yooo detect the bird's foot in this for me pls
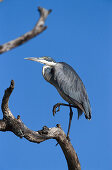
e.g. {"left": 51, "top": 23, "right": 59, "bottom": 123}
{"left": 53, "top": 103, "right": 61, "bottom": 116}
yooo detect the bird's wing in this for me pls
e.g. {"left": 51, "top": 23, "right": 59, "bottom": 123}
{"left": 54, "top": 62, "right": 91, "bottom": 118}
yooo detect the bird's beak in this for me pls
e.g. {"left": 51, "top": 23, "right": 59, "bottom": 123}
{"left": 24, "top": 57, "right": 56, "bottom": 66}
{"left": 24, "top": 57, "right": 45, "bottom": 64}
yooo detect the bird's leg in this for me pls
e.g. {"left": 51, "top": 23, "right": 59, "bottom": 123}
{"left": 53, "top": 103, "right": 74, "bottom": 141}
{"left": 67, "top": 106, "right": 73, "bottom": 140}
{"left": 53, "top": 103, "right": 70, "bottom": 116}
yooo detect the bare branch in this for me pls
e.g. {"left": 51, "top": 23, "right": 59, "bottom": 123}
{"left": 0, "top": 120, "right": 7, "bottom": 131}
{"left": 0, "top": 7, "right": 52, "bottom": 54}
{"left": 0, "top": 81, "right": 81, "bottom": 170}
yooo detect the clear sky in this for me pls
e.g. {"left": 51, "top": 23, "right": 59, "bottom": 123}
{"left": 0, "top": 0, "right": 112, "bottom": 170}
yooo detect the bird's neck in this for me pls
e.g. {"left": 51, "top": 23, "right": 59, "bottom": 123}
{"left": 42, "top": 65, "right": 52, "bottom": 82}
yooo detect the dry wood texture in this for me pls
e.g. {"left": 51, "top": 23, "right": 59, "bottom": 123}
{"left": 0, "top": 80, "right": 81, "bottom": 170}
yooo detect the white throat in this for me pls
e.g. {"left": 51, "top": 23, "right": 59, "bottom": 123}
{"left": 42, "top": 65, "right": 50, "bottom": 76}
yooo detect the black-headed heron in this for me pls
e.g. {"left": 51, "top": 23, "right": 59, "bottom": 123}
{"left": 25, "top": 56, "right": 91, "bottom": 139}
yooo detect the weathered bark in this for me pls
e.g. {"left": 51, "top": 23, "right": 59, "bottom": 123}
{"left": 0, "top": 80, "right": 81, "bottom": 170}
{"left": 0, "top": 7, "right": 52, "bottom": 54}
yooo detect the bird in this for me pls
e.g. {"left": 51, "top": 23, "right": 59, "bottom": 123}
{"left": 25, "top": 56, "right": 91, "bottom": 139}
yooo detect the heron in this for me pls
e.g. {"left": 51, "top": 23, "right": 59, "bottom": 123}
{"left": 25, "top": 56, "right": 91, "bottom": 139}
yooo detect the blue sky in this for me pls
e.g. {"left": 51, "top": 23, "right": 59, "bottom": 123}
{"left": 0, "top": 0, "right": 112, "bottom": 170}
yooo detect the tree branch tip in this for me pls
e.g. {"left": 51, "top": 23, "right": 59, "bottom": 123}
{"left": 56, "top": 124, "right": 61, "bottom": 128}
{"left": 17, "top": 115, "right": 20, "bottom": 120}
{"left": 38, "top": 6, "right": 42, "bottom": 11}
{"left": 38, "top": 6, "right": 45, "bottom": 13}
{"left": 3, "top": 80, "right": 14, "bottom": 99}
{"left": 10, "top": 80, "right": 15, "bottom": 89}
{"left": 48, "top": 9, "right": 52, "bottom": 14}
{"left": 38, "top": 6, "right": 52, "bottom": 15}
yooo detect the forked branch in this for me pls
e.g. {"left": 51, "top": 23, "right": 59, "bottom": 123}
{"left": 0, "top": 80, "right": 81, "bottom": 170}
{"left": 0, "top": 7, "right": 52, "bottom": 54}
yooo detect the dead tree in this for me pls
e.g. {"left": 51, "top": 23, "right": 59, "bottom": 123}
{"left": 0, "top": 7, "right": 81, "bottom": 170}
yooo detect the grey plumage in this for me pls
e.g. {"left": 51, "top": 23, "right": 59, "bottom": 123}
{"left": 44, "top": 62, "right": 91, "bottom": 120}
{"left": 25, "top": 56, "right": 91, "bottom": 138}
{"left": 25, "top": 56, "right": 91, "bottom": 120}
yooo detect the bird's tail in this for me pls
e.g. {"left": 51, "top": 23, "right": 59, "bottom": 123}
{"left": 83, "top": 100, "right": 91, "bottom": 120}
{"left": 77, "top": 100, "right": 91, "bottom": 120}
{"left": 77, "top": 108, "right": 83, "bottom": 119}
{"left": 85, "top": 111, "right": 91, "bottom": 120}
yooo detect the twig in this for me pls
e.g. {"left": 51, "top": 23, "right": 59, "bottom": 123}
{"left": 0, "top": 7, "right": 52, "bottom": 54}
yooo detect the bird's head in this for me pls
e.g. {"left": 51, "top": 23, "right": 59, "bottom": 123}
{"left": 25, "top": 56, "right": 56, "bottom": 83}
